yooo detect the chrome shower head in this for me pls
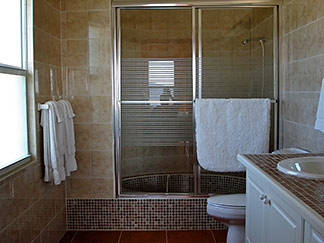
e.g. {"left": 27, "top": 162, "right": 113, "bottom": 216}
{"left": 242, "top": 39, "right": 250, "bottom": 45}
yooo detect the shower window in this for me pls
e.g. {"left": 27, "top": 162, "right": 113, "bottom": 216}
{"left": 148, "top": 60, "right": 175, "bottom": 104}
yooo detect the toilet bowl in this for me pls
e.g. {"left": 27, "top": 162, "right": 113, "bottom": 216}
{"left": 207, "top": 193, "right": 246, "bottom": 243}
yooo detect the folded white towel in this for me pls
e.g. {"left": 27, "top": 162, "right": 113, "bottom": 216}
{"left": 195, "top": 98, "right": 271, "bottom": 172}
{"left": 315, "top": 77, "right": 324, "bottom": 133}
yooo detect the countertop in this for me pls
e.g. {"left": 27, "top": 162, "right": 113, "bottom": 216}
{"left": 237, "top": 153, "right": 324, "bottom": 229}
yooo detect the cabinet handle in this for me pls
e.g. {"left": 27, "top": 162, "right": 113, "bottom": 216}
{"left": 263, "top": 198, "right": 270, "bottom": 205}
{"left": 259, "top": 194, "right": 266, "bottom": 200}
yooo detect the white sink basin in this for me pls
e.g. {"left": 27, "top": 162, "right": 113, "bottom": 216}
{"left": 277, "top": 156, "right": 324, "bottom": 179}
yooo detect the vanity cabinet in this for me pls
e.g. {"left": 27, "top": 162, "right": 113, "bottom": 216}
{"left": 304, "top": 222, "right": 324, "bottom": 243}
{"left": 246, "top": 171, "right": 303, "bottom": 243}
{"left": 239, "top": 154, "right": 324, "bottom": 243}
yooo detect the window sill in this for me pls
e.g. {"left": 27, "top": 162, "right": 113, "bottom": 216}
{"left": 0, "top": 154, "right": 36, "bottom": 182}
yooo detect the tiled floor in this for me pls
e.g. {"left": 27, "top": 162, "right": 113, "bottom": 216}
{"left": 60, "top": 230, "right": 227, "bottom": 243}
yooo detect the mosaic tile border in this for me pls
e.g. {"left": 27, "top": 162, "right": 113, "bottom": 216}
{"left": 67, "top": 198, "right": 226, "bottom": 230}
{"left": 122, "top": 173, "right": 246, "bottom": 194}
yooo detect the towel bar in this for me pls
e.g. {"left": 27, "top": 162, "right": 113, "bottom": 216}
{"left": 38, "top": 103, "right": 49, "bottom": 111}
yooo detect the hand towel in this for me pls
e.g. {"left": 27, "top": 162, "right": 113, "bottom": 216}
{"left": 195, "top": 98, "right": 271, "bottom": 172}
{"left": 315, "top": 77, "right": 324, "bottom": 133}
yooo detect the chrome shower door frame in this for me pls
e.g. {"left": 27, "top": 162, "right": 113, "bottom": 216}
{"left": 112, "top": 2, "right": 280, "bottom": 198}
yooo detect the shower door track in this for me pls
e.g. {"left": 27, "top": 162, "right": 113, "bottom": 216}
{"left": 112, "top": 2, "right": 280, "bottom": 198}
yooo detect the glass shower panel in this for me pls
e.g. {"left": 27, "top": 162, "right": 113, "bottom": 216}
{"left": 197, "top": 8, "right": 275, "bottom": 194}
{"left": 120, "top": 9, "right": 193, "bottom": 194}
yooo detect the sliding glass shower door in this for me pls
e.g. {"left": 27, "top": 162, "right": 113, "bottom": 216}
{"left": 117, "top": 9, "right": 194, "bottom": 194}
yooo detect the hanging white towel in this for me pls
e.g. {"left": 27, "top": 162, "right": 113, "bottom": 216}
{"left": 58, "top": 99, "right": 77, "bottom": 175}
{"left": 40, "top": 108, "right": 51, "bottom": 182}
{"left": 41, "top": 101, "right": 63, "bottom": 185}
{"left": 51, "top": 101, "right": 67, "bottom": 181}
{"left": 315, "top": 77, "right": 324, "bottom": 133}
{"left": 195, "top": 98, "right": 271, "bottom": 172}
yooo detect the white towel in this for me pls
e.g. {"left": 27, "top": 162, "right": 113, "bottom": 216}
{"left": 51, "top": 101, "right": 67, "bottom": 181}
{"left": 315, "top": 78, "right": 324, "bottom": 133}
{"left": 195, "top": 98, "right": 271, "bottom": 172}
{"left": 40, "top": 108, "right": 51, "bottom": 182}
{"left": 41, "top": 101, "right": 64, "bottom": 185}
{"left": 58, "top": 100, "right": 77, "bottom": 175}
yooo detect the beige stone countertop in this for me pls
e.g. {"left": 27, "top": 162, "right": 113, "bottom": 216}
{"left": 237, "top": 153, "right": 324, "bottom": 230}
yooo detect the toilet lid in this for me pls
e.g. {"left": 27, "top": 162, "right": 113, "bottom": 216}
{"left": 208, "top": 193, "right": 246, "bottom": 208}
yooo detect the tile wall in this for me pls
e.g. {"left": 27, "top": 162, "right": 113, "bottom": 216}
{"left": 0, "top": 0, "right": 67, "bottom": 242}
{"left": 280, "top": 0, "right": 324, "bottom": 152}
{"left": 60, "top": 0, "right": 115, "bottom": 199}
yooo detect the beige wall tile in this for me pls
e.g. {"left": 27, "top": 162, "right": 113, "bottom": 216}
{"left": 65, "top": 12, "right": 88, "bottom": 39}
{"left": 62, "top": 0, "right": 87, "bottom": 11}
{"left": 318, "top": 55, "right": 324, "bottom": 80}
{"left": 305, "top": 21, "right": 318, "bottom": 58}
{"left": 70, "top": 96, "right": 91, "bottom": 122}
{"left": 88, "top": 11, "right": 110, "bottom": 39}
{"left": 34, "top": 28, "right": 61, "bottom": 66}
{"left": 64, "top": 40, "right": 88, "bottom": 67}
{"left": 72, "top": 151, "right": 92, "bottom": 177}
{"left": 317, "top": 18, "right": 324, "bottom": 55}
{"left": 317, "top": 0, "right": 324, "bottom": 18}
{"left": 91, "top": 123, "right": 113, "bottom": 150}
{"left": 40, "top": 209, "right": 66, "bottom": 243}
{"left": 67, "top": 178, "right": 92, "bottom": 198}
{"left": 88, "top": 0, "right": 110, "bottom": 10}
{"left": 90, "top": 96, "right": 111, "bottom": 122}
{"left": 34, "top": 0, "right": 60, "bottom": 38}
{"left": 46, "top": 0, "right": 61, "bottom": 10}
{"left": 281, "top": 92, "right": 319, "bottom": 126}
{"left": 89, "top": 38, "right": 110, "bottom": 67}
{"left": 91, "top": 178, "right": 114, "bottom": 198}
{"left": 65, "top": 68, "right": 89, "bottom": 96}
{"left": 91, "top": 151, "right": 113, "bottom": 177}
{"left": 74, "top": 124, "right": 91, "bottom": 151}
{"left": 89, "top": 66, "right": 111, "bottom": 96}
{"left": 0, "top": 220, "right": 21, "bottom": 243}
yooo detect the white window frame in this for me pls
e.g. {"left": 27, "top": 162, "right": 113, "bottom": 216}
{"left": 0, "top": 0, "right": 30, "bottom": 171}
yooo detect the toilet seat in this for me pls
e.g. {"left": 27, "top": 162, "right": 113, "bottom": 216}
{"left": 207, "top": 194, "right": 246, "bottom": 219}
{"left": 207, "top": 193, "right": 246, "bottom": 208}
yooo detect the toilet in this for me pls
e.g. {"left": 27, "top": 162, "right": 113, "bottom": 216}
{"left": 207, "top": 193, "right": 246, "bottom": 243}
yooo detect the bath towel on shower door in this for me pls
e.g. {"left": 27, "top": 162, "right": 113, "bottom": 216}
{"left": 195, "top": 99, "right": 271, "bottom": 172}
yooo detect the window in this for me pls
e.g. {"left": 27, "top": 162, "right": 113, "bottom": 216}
{"left": 0, "top": 0, "right": 29, "bottom": 169}
{"left": 148, "top": 60, "right": 175, "bottom": 105}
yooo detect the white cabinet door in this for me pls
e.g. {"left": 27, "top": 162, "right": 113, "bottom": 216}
{"left": 264, "top": 191, "right": 303, "bottom": 243}
{"left": 305, "top": 222, "right": 324, "bottom": 243}
{"left": 246, "top": 173, "right": 266, "bottom": 243}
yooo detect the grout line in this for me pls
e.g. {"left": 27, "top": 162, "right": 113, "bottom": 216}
{"left": 117, "top": 231, "right": 123, "bottom": 243}
{"left": 41, "top": 0, "right": 60, "bottom": 14}
{"left": 284, "top": 14, "right": 324, "bottom": 36}
{"left": 165, "top": 230, "right": 168, "bottom": 243}
{"left": 210, "top": 229, "right": 216, "bottom": 243}
{"left": 34, "top": 25, "right": 61, "bottom": 41}
{"left": 69, "top": 231, "right": 78, "bottom": 243}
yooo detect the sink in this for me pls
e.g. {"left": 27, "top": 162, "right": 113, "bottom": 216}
{"left": 277, "top": 156, "right": 324, "bottom": 179}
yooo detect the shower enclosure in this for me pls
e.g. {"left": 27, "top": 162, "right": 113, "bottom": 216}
{"left": 112, "top": 0, "right": 280, "bottom": 196}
